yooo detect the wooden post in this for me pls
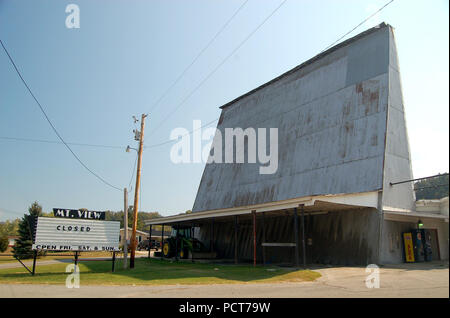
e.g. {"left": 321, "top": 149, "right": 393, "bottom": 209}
{"left": 161, "top": 224, "right": 164, "bottom": 260}
{"left": 74, "top": 251, "right": 79, "bottom": 276}
{"left": 31, "top": 250, "right": 37, "bottom": 276}
{"left": 112, "top": 252, "right": 116, "bottom": 272}
{"left": 262, "top": 212, "right": 266, "bottom": 266}
{"left": 175, "top": 224, "right": 179, "bottom": 261}
{"left": 191, "top": 225, "right": 195, "bottom": 263}
{"left": 210, "top": 219, "right": 214, "bottom": 252}
{"left": 300, "top": 204, "right": 306, "bottom": 268}
{"left": 123, "top": 187, "right": 128, "bottom": 269}
{"left": 293, "top": 208, "right": 300, "bottom": 268}
{"left": 252, "top": 210, "right": 256, "bottom": 267}
{"left": 234, "top": 215, "right": 238, "bottom": 264}
{"left": 148, "top": 225, "right": 152, "bottom": 258}
{"left": 130, "top": 113, "right": 147, "bottom": 269}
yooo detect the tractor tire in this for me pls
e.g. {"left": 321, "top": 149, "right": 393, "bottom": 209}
{"left": 162, "top": 242, "right": 171, "bottom": 258}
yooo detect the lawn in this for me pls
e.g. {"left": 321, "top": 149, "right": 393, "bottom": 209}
{"left": 0, "top": 257, "right": 321, "bottom": 286}
{"left": 0, "top": 251, "right": 125, "bottom": 263}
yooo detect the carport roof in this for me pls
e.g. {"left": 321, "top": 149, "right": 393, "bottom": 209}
{"left": 384, "top": 210, "right": 449, "bottom": 222}
{"left": 145, "top": 191, "right": 380, "bottom": 226}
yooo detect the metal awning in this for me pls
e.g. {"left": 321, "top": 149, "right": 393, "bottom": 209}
{"left": 145, "top": 191, "right": 380, "bottom": 226}
{"left": 384, "top": 210, "right": 449, "bottom": 223}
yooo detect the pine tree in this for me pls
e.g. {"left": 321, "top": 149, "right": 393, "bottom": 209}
{"left": 12, "top": 202, "right": 43, "bottom": 259}
{"left": 0, "top": 235, "right": 8, "bottom": 253}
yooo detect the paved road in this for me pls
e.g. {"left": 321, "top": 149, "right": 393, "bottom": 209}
{"left": 0, "top": 261, "right": 448, "bottom": 298}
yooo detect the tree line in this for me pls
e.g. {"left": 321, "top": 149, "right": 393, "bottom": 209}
{"left": 414, "top": 173, "right": 449, "bottom": 200}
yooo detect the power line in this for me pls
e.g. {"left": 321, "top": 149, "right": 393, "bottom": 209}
{"left": 128, "top": 151, "right": 138, "bottom": 191}
{"left": 148, "top": 0, "right": 394, "bottom": 137}
{"left": 321, "top": 0, "right": 395, "bottom": 53}
{"left": 0, "top": 39, "right": 122, "bottom": 192}
{"left": 148, "top": 0, "right": 288, "bottom": 137}
{"left": 0, "top": 136, "right": 124, "bottom": 149}
{"left": 145, "top": 117, "right": 219, "bottom": 149}
{"left": 148, "top": 0, "right": 249, "bottom": 115}
{"left": 0, "top": 117, "right": 219, "bottom": 151}
{"left": 0, "top": 207, "right": 25, "bottom": 217}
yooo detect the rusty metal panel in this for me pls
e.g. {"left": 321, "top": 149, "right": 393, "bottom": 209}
{"left": 193, "top": 24, "right": 412, "bottom": 213}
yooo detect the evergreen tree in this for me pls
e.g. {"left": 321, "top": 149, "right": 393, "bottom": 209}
{"left": 0, "top": 235, "right": 8, "bottom": 253}
{"left": 12, "top": 202, "right": 43, "bottom": 259}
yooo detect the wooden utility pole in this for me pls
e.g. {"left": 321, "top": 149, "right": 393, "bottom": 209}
{"left": 123, "top": 187, "right": 128, "bottom": 269}
{"left": 130, "top": 113, "right": 147, "bottom": 269}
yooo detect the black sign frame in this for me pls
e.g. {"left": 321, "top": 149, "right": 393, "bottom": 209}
{"left": 52, "top": 208, "right": 106, "bottom": 220}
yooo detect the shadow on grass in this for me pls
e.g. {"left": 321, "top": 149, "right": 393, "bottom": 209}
{"left": 0, "top": 257, "right": 321, "bottom": 285}
{"left": 84, "top": 258, "right": 320, "bottom": 284}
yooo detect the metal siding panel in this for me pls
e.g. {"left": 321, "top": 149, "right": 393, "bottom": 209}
{"left": 192, "top": 26, "right": 403, "bottom": 213}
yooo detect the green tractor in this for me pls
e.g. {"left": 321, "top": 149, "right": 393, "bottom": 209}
{"left": 162, "top": 226, "right": 205, "bottom": 259}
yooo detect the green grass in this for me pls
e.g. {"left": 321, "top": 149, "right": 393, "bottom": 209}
{"left": 0, "top": 258, "right": 321, "bottom": 286}
{"left": 0, "top": 251, "right": 124, "bottom": 263}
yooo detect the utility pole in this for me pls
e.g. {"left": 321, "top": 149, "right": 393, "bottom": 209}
{"left": 123, "top": 187, "right": 128, "bottom": 269}
{"left": 130, "top": 113, "right": 147, "bottom": 269}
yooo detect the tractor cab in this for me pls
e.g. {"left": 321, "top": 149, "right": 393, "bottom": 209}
{"left": 162, "top": 226, "right": 205, "bottom": 259}
{"left": 171, "top": 227, "right": 192, "bottom": 239}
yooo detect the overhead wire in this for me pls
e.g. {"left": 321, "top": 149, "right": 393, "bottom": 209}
{"left": 0, "top": 117, "right": 219, "bottom": 151}
{"left": 145, "top": 117, "right": 219, "bottom": 149}
{"left": 128, "top": 150, "right": 138, "bottom": 191}
{"left": 148, "top": 0, "right": 249, "bottom": 115}
{"left": 321, "top": 0, "right": 395, "bottom": 53}
{"left": 0, "top": 39, "right": 123, "bottom": 192}
{"left": 0, "top": 207, "right": 26, "bottom": 217}
{"left": 147, "top": 0, "right": 289, "bottom": 138}
{"left": 149, "top": 0, "right": 395, "bottom": 138}
{"left": 0, "top": 136, "right": 124, "bottom": 149}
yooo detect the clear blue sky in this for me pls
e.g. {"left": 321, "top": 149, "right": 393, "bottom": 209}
{"left": 0, "top": 0, "right": 448, "bottom": 221}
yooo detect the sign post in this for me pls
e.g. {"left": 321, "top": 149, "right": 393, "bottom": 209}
{"left": 123, "top": 188, "right": 128, "bottom": 269}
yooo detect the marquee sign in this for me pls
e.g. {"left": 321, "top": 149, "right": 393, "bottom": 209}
{"left": 53, "top": 208, "right": 106, "bottom": 220}
{"left": 32, "top": 217, "right": 120, "bottom": 251}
